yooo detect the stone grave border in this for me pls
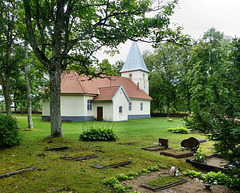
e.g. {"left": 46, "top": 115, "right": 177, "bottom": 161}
{"left": 160, "top": 151, "right": 194, "bottom": 158}
{"left": 45, "top": 146, "right": 69, "bottom": 151}
{"left": 140, "top": 178, "right": 188, "bottom": 192}
{"left": 60, "top": 154, "right": 98, "bottom": 161}
{"left": 186, "top": 153, "right": 230, "bottom": 172}
{"left": 117, "top": 142, "right": 138, "bottom": 145}
{"left": 0, "top": 167, "right": 36, "bottom": 179}
{"left": 91, "top": 161, "right": 131, "bottom": 169}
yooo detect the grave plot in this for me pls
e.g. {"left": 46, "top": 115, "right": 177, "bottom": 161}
{"left": 117, "top": 142, "right": 138, "bottom": 145}
{"left": 160, "top": 149, "right": 194, "bottom": 158}
{"left": 140, "top": 176, "right": 187, "bottom": 192}
{"left": 141, "top": 138, "right": 169, "bottom": 151}
{"left": 186, "top": 153, "right": 231, "bottom": 172}
{"left": 60, "top": 152, "right": 98, "bottom": 161}
{"left": 45, "top": 146, "right": 69, "bottom": 151}
{"left": 160, "top": 137, "right": 201, "bottom": 158}
{"left": 91, "top": 161, "right": 131, "bottom": 169}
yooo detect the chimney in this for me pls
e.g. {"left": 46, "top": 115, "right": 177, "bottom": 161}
{"left": 137, "top": 82, "right": 139, "bottom": 90}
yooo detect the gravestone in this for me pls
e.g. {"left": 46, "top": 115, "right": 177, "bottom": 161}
{"left": 181, "top": 137, "right": 200, "bottom": 151}
{"left": 159, "top": 138, "right": 168, "bottom": 148}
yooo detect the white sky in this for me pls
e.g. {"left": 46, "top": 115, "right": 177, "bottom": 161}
{"left": 96, "top": 0, "right": 240, "bottom": 64}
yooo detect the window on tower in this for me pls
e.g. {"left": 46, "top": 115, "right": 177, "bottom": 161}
{"left": 129, "top": 74, "right": 132, "bottom": 78}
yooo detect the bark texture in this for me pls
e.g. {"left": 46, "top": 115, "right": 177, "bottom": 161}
{"left": 24, "top": 43, "right": 34, "bottom": 129}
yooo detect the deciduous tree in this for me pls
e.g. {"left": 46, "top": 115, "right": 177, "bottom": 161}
{"left": 22, "top": 0, "right": 185, "bottom": 137}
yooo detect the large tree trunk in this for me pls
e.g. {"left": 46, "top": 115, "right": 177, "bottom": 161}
{"left": 24, "top": 43, "right": 34, "bottom": 129}
{"left": 49, "top": 66, "right": 63, "bottom": 137}
{"left": 49, "top": 1, "right": 64, "bottom": 137}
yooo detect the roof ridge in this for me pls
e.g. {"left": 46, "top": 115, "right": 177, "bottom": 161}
{"left": 74, "top": 72, "right": 86, "bottom": 93}
{"left": 98, "top": 85, "right": 121, "bottom": 89}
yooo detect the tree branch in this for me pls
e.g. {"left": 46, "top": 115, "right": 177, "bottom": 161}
{"left": 23, "top": 0, "right": 50, "bottom": 68}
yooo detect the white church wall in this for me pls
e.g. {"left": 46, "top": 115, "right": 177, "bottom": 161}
{"left": 128, "top": 99, "right": 151, "bottom": 119}
{"left": 93, "top": 102, "right": 113, "bottom": 121}
{"left": 42, "top": 101, "right": 50, "bottom": 116}
{"left": 42, "top": 95, "right": 95, "bottom": 122}
{"left": 61, "top": 95, "right": 84, "bottom": 116}
{"left": 112, "top": 88, "right": 129, "bottom": 121}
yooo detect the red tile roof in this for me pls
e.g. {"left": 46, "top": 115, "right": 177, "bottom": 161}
{"left": 61, "top": 71, "right": 152, "bottom": 100}
{"left": 92, "top": 86, "right": 120, "bottom": 101}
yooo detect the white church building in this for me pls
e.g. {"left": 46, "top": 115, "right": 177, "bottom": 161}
{"left": 42, "top": 42, "right": 152, "bottom": 122}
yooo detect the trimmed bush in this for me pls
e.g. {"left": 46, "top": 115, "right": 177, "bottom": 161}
{"left": 167, "top": 127, "right": 190, "bottom": 134}
{"left": 79, "top": 127, "right": 118, "bottom": 141}
{"left": 0, "top": 114, "right": 21, "bottom": 147}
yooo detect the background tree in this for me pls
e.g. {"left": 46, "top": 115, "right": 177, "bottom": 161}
{"left": 113, "top": 60, "right": 124, "bottom": 75}
{"left": 22, "top": 0, "right": 186, "bottom": 137}
{"left": 185, "top": 28, "right": 232, "bottom": 133}
{"left": 0, "top": 0, "right": 22, "bottom": 115}
{"left": 143, "top": 43, "right": 189, "bottom": 115}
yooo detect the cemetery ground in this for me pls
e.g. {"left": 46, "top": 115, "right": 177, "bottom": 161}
{"left": 0, "top": 114, "right": 237, "bottom": 192}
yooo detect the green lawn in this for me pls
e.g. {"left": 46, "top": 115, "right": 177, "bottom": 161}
{"left": 0, "top": 114, "right": 215, "bottom": 193}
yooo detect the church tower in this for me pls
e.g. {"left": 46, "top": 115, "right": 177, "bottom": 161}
{"left": 120, "top": 42, "right": 149, "bottom": 94}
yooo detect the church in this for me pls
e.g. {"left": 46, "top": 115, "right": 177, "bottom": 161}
{"left": 42, "top": 42, "right": 152, "bottom": 122}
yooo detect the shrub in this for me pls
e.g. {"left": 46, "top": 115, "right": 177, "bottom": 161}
{"left": 0, "top": 114, "right": 21, "bottom": 147}
{"left": 102, "top": 177, "right": 120, "bottom": 187}
{"left": 79, "top": 127, "right": 118, "bottom": 141}
{"left": 167, "top": 127, "right": 190, "bottom": 134}
{"left": 184, "top": 170, "right": 240, "bottom": 189}
{"left": 193, "top": 149, "right": 206, "bottom": 162}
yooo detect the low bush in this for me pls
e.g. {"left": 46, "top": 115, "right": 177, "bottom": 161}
{"left": 79, "top": 127, "right": 118, "bottom": 141}
{"left": 0, "top": 114, "right": 21, "bottom": 147}
{"left": 184, "top": 170, "right": 240, "bottom": 189}
{"left": 167, "top": 127, "right": 190, "bottom": 134}
{"left": 193, "top": 149, "right": 206, "bottom": 162}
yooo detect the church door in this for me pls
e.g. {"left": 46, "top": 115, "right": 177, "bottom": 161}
{"left": 97, "top": 107, "right": 103, "bottom": 121}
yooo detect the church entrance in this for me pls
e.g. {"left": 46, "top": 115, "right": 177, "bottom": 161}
{"left": 97, "top": 107, "right": 103, "bottom": 121}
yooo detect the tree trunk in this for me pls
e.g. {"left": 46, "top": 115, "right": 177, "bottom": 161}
{"left": 49, "top": 67, "right": 63, "bottom": 137}
{"left": 167, "top": 102, "right": 170, "bottom": 117}
{"left": 187, "top": 86, "right": 191, "bottom": 114}
{"left": 14, "top": 103, "right": 17, "bottom": 112}
{"left": 24, "top": 43, "right": 34, "bottom": 129}
{"left": 5, "top": 45, "right": 12, "bottom": 116}
{"left": 49, "top": 1, "right": 64, "bottom": 137}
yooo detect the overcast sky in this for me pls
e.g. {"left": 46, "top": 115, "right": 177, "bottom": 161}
{"left": 96, "top": 0, "right": 240, "bottom": 64}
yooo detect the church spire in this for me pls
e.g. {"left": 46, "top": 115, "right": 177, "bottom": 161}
{"left": 120, "top": 42, "right": 149, "bottom": 73}
{"left": 120, "top": 42, "right": 149, "bottom": 94}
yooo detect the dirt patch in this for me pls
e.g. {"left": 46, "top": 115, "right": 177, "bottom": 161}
{"left": 206, "top": 157, "right": 228, "bottom": 168}
{"left": 121, "top": 170, "right": 238, "bottom": 193}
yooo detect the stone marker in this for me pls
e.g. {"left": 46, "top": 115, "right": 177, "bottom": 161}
{"left": 159, "top": 138, "right": 169, "bottom": 148}
{"left": 181, "top": 137, "right": 200, "bottom": 151}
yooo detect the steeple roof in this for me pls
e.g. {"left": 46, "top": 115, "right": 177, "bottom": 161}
{"left": 120, "top": 42, "right": 149, "bottom": 73}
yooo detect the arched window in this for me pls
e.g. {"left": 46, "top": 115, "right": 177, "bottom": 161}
{"left": 129, "top": 74, "right": 132, "bottom": 78}
{"left": 143, "top": 74, "right": 145, "bottom": 78}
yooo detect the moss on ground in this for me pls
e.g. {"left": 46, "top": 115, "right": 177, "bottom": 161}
{"left": 146, "top": 176, "right": 185, "bottom": 187}
{"left": 0, "top": 114, "right": 214, "bottom": 192}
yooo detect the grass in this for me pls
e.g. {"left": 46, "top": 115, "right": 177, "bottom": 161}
{"left": 0, "top": 114, "right": 215, "bottom": 193}
{"left": 145, "top": 176, "right": 185, "bottom": 187}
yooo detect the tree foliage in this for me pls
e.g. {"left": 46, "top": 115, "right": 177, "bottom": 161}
{"left": 143, "top": 43, "right": 189, "bottom": 114}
